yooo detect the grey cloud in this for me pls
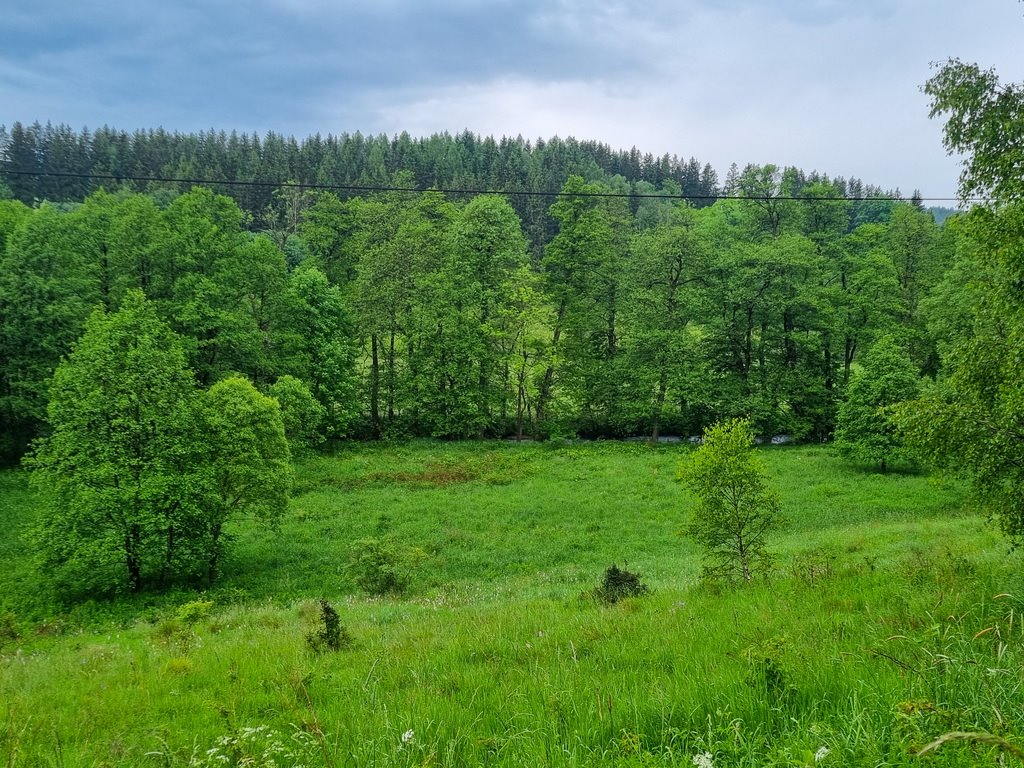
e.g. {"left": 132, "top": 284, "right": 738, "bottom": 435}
{"left": 1, "top": 0, "right": 1022, "bottom": 197}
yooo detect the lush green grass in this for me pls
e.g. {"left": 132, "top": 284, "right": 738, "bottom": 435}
{"left": 1, "top": 442, "right": 1022, "bottom": 766}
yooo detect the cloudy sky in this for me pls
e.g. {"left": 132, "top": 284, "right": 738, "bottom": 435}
{"left": 2, "top": 0, "right": 1022, "bottom": 198}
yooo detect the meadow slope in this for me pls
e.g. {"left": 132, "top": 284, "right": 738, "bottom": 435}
{"left": 1, "top": 442, "right": 1021, "bottom": 767}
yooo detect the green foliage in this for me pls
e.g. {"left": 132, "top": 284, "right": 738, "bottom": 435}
{"left": 0, "top": 198, "right": 29, "bottom": 253}
{"left": 199, "top": 377, "right": 292, "bottom": 582}
{"left": 622, "top": 206, "right": 709, "bottom": 438}
{"left": 834, "top": 336, "right": 920, "bottom": 471}
{"left": 279, "top": 264, "right": 358, "bottom": 438}
{"left": 590, "top": 563, "right": 649, "bottom": 605}
{"left": 297, "top": 191, "right": 355, "bottom": 283}
{"left": 540, "top": 175, "right": 631, "bottom": 432}
{"left": 27, "top": 294, "right": 293, "bottom": 595}
{"left": 679, "top": 419, "right": 783, "bottom": 582}
{"left": 306, "top": 598, "right": 352, "bottom": 653}
{"left": 27, "top": 291, "right": 204, "bottom": 594}
{"left": 896, "top": 59, "right": 1024, "bottom": 544}
{"left": 346, "top": 536, "right": 425, "bottom": 596}
{"left": 0, "top": 169, "right": 949, "bottom": 452}
{"left": 268, "top": 375, "right": 326, "bottom": 451}
{"left": 0, "top": 202, "right": 106, "bottom": 458}
{"left": 742, "top": 635, "right": 795, "bottom": 699}
{"left": 175, "top": 599, "right": 214, "bottom": 627}
{"left": 924, "top": 59, "right": 1024, "bottom": 203}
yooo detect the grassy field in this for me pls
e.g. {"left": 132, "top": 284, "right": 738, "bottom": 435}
{"left": 1, "top": 442, "right": 1022, "bottom": 766}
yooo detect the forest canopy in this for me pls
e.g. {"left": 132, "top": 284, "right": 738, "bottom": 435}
{"left": 0, "top": 126, "right": 952, "bottom": 462}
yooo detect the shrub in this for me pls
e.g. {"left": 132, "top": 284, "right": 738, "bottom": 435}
{"left": 591, "top": 563, "right": 649, "bottom": 605}
{"left": 175, "top": 599, "right": 214, "bottom": 627}
{"left": 306, "top": 599, "right": 352, "bottom": 653}
{"left": 346, "top": 537, "right": 425, "bottom": 596}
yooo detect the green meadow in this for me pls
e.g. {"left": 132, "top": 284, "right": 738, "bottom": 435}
{"left": 2, "top": 442, "right": 1022, "bottom": 767}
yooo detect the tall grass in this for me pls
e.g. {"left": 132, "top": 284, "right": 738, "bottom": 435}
{"left": 0, "top": 442, "right": 1020, "bottom": 766}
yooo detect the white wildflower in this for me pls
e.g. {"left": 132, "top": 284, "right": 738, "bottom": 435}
{"left": 401, "top": 728, "right": 415, "bottom": 745}
{"left": 814, "top": 745, "right": 830, "bottom": 762}
{"left": 692, "top": 751, "right": 714, "bottom": 768}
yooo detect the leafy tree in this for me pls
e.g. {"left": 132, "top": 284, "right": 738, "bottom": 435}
{"left": 622, "top": 204, "right": 708, "bottom": 438}
{"left": 828, "top": 223, "right": 904, "bottom": 386}
{"left": 835, "top": 337, "right": 920, "bottom": 471}
{"left": 924, "top": 59, "right": 1024, "bottom": 203}
{"left": 297, "top": 191, "right": 355, "bottom": 284}
{"left": 278, "top": 264, "right": 358, "bottom": 438}
{"left": 538, "top": 175, "right": 629, "bottom": 433}
{"left": 435, "top": 194, "right": 531, "bottom": 437}
{"left": 345, "top": 183, "right": 446, "bottom": 437}
{"left": 198, "top": 376, "right": 292, "bottom": 582}
{"left": 27, "top": 292, "right": 203, "bottom": 594}
{"left": 886, "top": 203, "right": 950, "bottom": 372}
{"left": 106, "top": 193, "right": 168, "bottom": 304}
{"left": 895, "top": 58, "right": 1024, "bottom": 543}
{"left": 269, "top": 374, "right": 327, "bottom": 450}
{"left": 212, "top": 233, "right": 290, "bottom": 385}
{"left": 159, "top": 188, "right": 261, "bottom": 384}
{"left": 0, "top": 203, "right": 104, "bottom": 459}
{"left": 0, "top": 198, "right": 29, "bottom": 253}
{"left": 28, "top": 293, "right": 294, "bottom": 594}
{"left": 678, "top": 418, "right": 782, "bottom": 582}
{"left": 699, "top": 202, "right": 826, "bottom": 437}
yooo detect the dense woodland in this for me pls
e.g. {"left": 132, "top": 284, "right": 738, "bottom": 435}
{"left": 0, "top": 122, "right": 903, "bottom": 253}
{"left": 0, "top": 122, "right": 951, "bottom": 463}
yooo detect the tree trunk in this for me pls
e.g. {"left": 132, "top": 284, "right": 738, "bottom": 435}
{"left": 208, "top": 522, "right": 223, "bottom": 585}
{"left": 369, "top": 333, "right": 381, "bottom": 439}
{"left": 125, "top": 524, "right": 142, "bottom": 593}
{"left": 536, "top": 299, "right": 566, "bottom": 427}
{"left": 386, "top": 329, "right": 396, "bottom": 422}
{"left": 651, "top": 372, "right": 667, "bottom": 441}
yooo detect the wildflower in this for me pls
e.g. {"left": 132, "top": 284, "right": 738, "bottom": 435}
{"left": 693, "top": 752, "right": 714, "bottom": 768}
{"left": 814, "top": 745, "right": 830, "bottom": 762}
{"left": 401, "top": 729, "right": 415, "bottom": 745}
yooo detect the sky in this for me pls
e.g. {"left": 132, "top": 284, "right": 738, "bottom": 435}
{"left": 2, "top": 0, "right": 1022, "bottom": 200}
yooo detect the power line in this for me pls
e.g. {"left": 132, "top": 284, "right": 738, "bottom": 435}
{"left": 2, "top": 168, "right": 973, "bottom": 203}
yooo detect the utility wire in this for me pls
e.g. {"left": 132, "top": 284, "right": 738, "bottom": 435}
{"left": 2, "top": 168, "right": 974, "bottom": 203}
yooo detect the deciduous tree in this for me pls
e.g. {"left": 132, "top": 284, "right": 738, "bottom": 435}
{"left": 835, "top": 337, "right": 920, "bottom": 472}
{"left": 28, "top": 292, "right": 203, "bottom": 594}
{"left": 896, "top": 58, "right": 1024, "bottom": 543}
{"left": 198, "top": 376, "right": 292, "bottom": 582}
{"left": 678, "top": 418, "right": 782, "bottom": 582}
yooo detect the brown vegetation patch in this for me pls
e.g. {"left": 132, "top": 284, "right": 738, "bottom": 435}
{"left": 365, "top": 452, "right": 531, "bottom": 488}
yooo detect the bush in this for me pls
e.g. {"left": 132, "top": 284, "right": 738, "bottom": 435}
{"left": 591, "top": 563, "right": 649, "bottom": 605}
{"left": 346, "top": 537, "right": 425, "bottom": 596}
{"left": 175, "top": 599, "right": 214, "bottom": 627}
{"left": 306, "top": 599, "right": 352, "bottom": 653}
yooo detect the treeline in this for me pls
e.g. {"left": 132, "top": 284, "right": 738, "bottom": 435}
{"left": 0, "top": 163, "right": 951, "bottom": 461}
{"left": 0, "top": 121, "right": 899, "bottom": 255}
